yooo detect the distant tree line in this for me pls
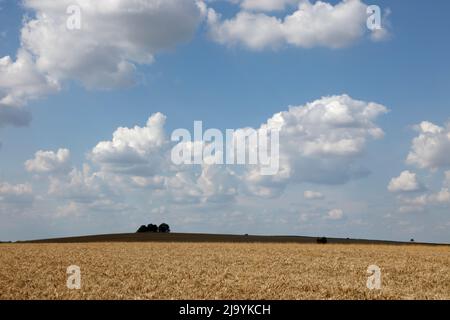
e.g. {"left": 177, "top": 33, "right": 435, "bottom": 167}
{"left": 137, "top": 223, "right": 170, "bottom": 233}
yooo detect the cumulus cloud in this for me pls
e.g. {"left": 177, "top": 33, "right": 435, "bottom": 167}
{"left": 89, "top": 112, "right": 240, "bottom": 204}
{"left": 21, "top": 0, "right": 204, "bottom": 89}
{"left": 0, "top": 0, "right": 205, "bottom": 128}
{"left": 0, "top": 181, "right": 34, "bottom": 219}
{"left": 88, "top": 94, "right": 387, "bottom": 203}
{"left": 0, "top": 182, "right": 34, "bottom": 204}
{"left": 165, "top": 165, "right": 239, "bottom": 204}
{"left": 388, "top": 170, "right": 423, "bottom": 193}
{"left": 48, "top": 164, "right": 119, "bottom": 205}
{"left": 397, "top": 172, "right": 450, "bottom": 213}
{"left": 236, "top": 0, "right": 298, "bottom": 12}
{"left": 326, "top": 208, "right": 344, "bottom": 220}
{"left": 208, "top": 0, "right": 388, "bottom": 50}
{"left": 4, "top": 95, "right": 388, "bottom": 221}
{"left": 25, "top": 148, "right": 71, "bottom": 174}
{"left": 400, "top": 189, "right": 450, "bottom": 208}
{"left": 7, "top": 94, "right": 386, "bottom": 216}
{"left": 406, "top": 121, "right": 450, "bottom": 170}
{"left": 255, "top": 94, "right": 387, "bottom": 188}
{"left": 0, "top": 0, "right": 389, "bottom": 130}
{"left": 304, "top": 190, "right": 324, "bottom": 199}
{"left": 394, "top": 122, "right": 450, "bottom": 213}
{"left": 0, "top": 50, "right": 59, "bottom": 127}
{"left": 90, "top": 113, "right": 169, "bottom": 176}
{"left": 22, "top": 148, "right": 124, "bottom": 217}
{"left": 0, "top": 50, "right": 59, "bottom": 107}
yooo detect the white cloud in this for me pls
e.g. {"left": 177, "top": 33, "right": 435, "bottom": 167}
{"left": 163, "top": 165, "right": 239, "bottom": 204}
{"left": 304, "top": 190, "right": 324, "bottom": 199}
{"left": 0, "top": 182, "right": 33, "bottom": 197}
{"left": 254, "top": 94, "right": 387, "bottom": 187}
{"left": 90, "top": 113, "right": 169, "bottom": 176}
{"left": 400, "top": 189, "right": 450, "bottom": 208}
{"left": 208, "top": 0, "right": 387, "bottom": 50}
{"left": 388, "top": 170, "right": 422, "bottom": 193}
{"left": 88, "top": 94, "right": 387, "bottom": 203}
{"left": 433, "top": 189, "right": 450, "bottom": 204}
{"left": 326, "top": 208, "right": 344, "bottom": 220}
{"left": 394, "top": 122, "right": 450, "bottom": 214}
{"left": 23, "top": 149, "right": 124, "bottom": 217}
{"left": 89, "top": 113, "right": 239, "bottom": 204}
{"left": 236, "top": 0, "right": 297, "bottom": 12}
{"left": 48, "top": 164, "right": 116, "bottom": 204}
{"left": 0, "top": 50, "right": 59, "bottom": 108}
{"left": 0, "top": 0, "right": 205, "bottom": 128}
{"left": 0, "top": 50, "right": 59, "bottom": 127}
{"left": 0, "top": 181, "right": 34, "bottom": 218}
{"left": 21, "top": 0, "right": 204, "bottom": 89}
{"left": 11, "top": 94, "right": 385, "bottom": 216}
{"left": 397, "top": 173, "right": 450, "bottom": 213}
{"left": 0, "top": 0, "right": 389, "bottom": 131}
{"left": 406, "top": 121, "right": 450, "bottom": 170}
{"left": 25, "top": 148, "right": 71, "bottom": 174}
{"left": 0, "top": 182, "right": 33, "bottom": 204}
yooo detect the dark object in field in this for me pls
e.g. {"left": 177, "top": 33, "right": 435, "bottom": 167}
{"left": 158, "top": 223, "right": 170, "bottom": 233}
{"left": 317, "top": 237, "right": 328, "bottom": 244}
{"left": 410, "top": 238, "right": 415, "bottom": 242}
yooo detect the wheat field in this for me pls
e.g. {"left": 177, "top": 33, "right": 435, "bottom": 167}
{"left": 0, "top": 242, "right": 448, "bottom": 300}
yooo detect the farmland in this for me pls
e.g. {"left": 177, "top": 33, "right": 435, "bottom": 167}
{"left": 0, "top": 238, "right": 448, "bottom": 300}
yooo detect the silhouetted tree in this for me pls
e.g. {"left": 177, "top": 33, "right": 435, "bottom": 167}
{"left": 158, "top": 223, "right": 170, "bottom": 233}
{"left": 137, "top": 225, "right": 149, "bottom": 233}
{"left": 137, "top": 223, "right": 171, "bottom": 233}
{"left": 317, "top": 237, "right": 328, "bottom": 244}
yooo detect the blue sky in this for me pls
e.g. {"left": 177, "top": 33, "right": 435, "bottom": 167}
{"left": 0, "top": 0, "right": 449, "bottom": 242}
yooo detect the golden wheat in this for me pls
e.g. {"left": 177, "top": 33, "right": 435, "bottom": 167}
{"left": 0, "top": 243, "right": 448, "bottom": 300}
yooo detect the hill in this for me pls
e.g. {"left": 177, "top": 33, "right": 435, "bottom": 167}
{"left": 17, "top": 232, "right": 447, "bottom": 245}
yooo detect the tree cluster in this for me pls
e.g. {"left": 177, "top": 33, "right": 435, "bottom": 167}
{"left": 137, "top": 223, "right": 170, "bottom": 233}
